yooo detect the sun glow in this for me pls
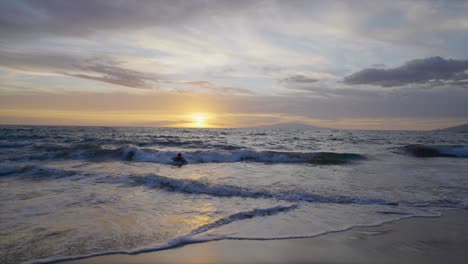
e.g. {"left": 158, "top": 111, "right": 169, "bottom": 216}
{"left": 192, "top": 113, "right": 207, "bottom": 128}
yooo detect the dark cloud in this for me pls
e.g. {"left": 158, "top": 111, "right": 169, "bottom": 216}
{"left": 0, "top": 50, "right": 255, "bottom": 92}
{"left": 0, "top": 0, "right": 254, "bottom": 40}
{"left": 64, "top": 61, "right": 160, "bottom": 89}
{"left": 278, "top": 73, "right": 337, "bottom": 97}
{"left": 0, "top": 51, "right": 80, "bottom": 72}
{"left": 344, "top": 57, "right": 468, "bottom": 87}
{"left": 0, "top": 51, "right": 160, "bottom": 89}
{"left": 62, "top": 72, "right": 152, "bottom": 89}
{"left": 279, "top": 74, "right": 319, "bottom": 84}
{"left": 281, "top": 85, "right": 381, "bottom": 100}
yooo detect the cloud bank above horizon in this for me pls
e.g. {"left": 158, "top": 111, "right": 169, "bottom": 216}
{"left": 0, "top": 0, "right": 467, "bottom": 130}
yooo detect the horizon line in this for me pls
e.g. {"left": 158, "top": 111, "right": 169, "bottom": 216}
{"left": 0, "top": 123, "right": 463, "bottom": 132}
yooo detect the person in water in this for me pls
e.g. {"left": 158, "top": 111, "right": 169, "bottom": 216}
{"left": 172, "top": 153, "right": 186, "bottom": 162}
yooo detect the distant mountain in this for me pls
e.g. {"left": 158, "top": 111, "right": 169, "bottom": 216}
{"left": 435, "top": 123, "right": 468, "bottom": 132}
{"left": 253, "top": 122, "right": 328, "bottom": 130}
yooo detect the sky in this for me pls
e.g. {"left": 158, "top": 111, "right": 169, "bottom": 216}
{"left": 0, "top": 0, "right": 467, "bottom": 130}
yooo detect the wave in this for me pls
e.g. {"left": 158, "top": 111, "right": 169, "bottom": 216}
{"left": 128, "top": 174, "right": 398, "bottom": 206}
{"left": 29, "top": 205, "right": 441, "bottom": 264}
{"left": 0, "top": 163, "right": 24, "bottom": 176}
{"left": 4, "top": 163, "right": 467, "bottom": 209}
{"left": 190, "top": 204, "right": 298, "bottom": 235}
{"left": 29, "top": 204, "right": 297, "bottom": 264}
{"left": 123, "top": 147, "right": 366, "bottom": 165}
{"left": 1, "top": 162, "right": 395, "bottom": 206}
{"left": 0, "top": 141, "right": 29, "bottom": 148}
{"left": 0, "top": 162, "right": 423, "bottom": 207}
{"left": 0, "top": 163, "right": 79, "bottom": 178}
{"left": 221, "top": 210, "right": 441, "bottom": 241}
{"left": 17, "top": 143, "right": 125, "bottom": 161}
{"left": 117, "top": 174, "right": 468, "bottom": 209}
{"left": 78, "top": 137, "right": 244, "bottom": 150}
{"left": 403, "top": 144, "right": 468, "bottom": 158}
{"left": 25, "top": 144, "right": 366, "bottom": 165}
{"left": 34, "top": 143, "right": 119, "bottom": 153}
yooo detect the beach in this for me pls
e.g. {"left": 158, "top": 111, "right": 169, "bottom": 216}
{"left": 68, "top": 209, "right": 468, "bottom": 264}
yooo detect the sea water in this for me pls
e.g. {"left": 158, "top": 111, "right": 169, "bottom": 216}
{"left": 0, "top": 126, "right": 467, "bottom": 263}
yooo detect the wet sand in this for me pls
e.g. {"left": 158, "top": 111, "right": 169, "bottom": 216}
{"left": 69, "top": 209, "right": 468, "bottom": 264}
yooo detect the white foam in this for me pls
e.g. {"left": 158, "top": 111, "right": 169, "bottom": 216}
{"left": 435, "top": 146, "right": 468, "bottom": 157}
{"left": 128, "top": 174, "right": 398, "bottom": 206}
{"left": 122, "top": 147, "right": 365, "bottom": 164}
{"left": 29, "top": 207, "right": 442, "bottom": 264}
{"left": 0, "top": 163, "right": 78, "bottom": 178}
{"left": 223, "top": 210, "right": 441, "bottom": 241}
{"left": 29, "top": 204, "right": 298, "bottom": 264}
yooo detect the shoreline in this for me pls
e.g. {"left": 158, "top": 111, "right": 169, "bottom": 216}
{"left": 64, "top": 209, "right": 468, "bottom": 264}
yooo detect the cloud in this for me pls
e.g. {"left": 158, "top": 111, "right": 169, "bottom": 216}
{"left": 0, "top": 0, "right": 255, "bottom": 40}
{"left": 279, "top": 74, "right": 319, "bottom": 84}
{"left": 0, "top": 51, "right": 161, "bottom": 89}
{"left": 344, "top": 57, "right": 468, "bottom": 87}
{"left": 0, "top": 51, "right": 79, "bottom": 74}
{"left": 277, "top": 72, "right": 338, "bottom": 96}
{"left": 278, "top": 72, "right": 336, "bottom": 85}
{"left": 64, "top": 59, "right": 161, "bottom": 89}
{"left": 0, "top": 51, "right": 256, "bottom": 93}
{"left": 184, "top": 80, "right": 254, "bottom": 95}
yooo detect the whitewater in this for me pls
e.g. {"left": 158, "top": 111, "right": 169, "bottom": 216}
{"left": 1, "top": 126, "right": 467, "bottom": 264}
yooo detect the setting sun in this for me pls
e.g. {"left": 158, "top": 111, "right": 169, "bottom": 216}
{"left": 192, "top": 113, "right": 207, "bottom": 128}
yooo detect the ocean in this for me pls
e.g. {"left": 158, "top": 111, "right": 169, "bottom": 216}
{"left": 1, "top": 125, "right": 467, "bottom": 263}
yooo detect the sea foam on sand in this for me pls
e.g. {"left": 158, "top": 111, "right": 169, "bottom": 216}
{"left": 66, "top": 209, "right": 468, "bottom": 264}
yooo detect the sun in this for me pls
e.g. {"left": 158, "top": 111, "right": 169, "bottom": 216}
{"left": 192, "top": 113, "right": 207, "bottom": 128}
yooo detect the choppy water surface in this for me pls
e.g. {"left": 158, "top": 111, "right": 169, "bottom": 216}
{"left": 1, "top": 126, "right": 467, "bottom": 263}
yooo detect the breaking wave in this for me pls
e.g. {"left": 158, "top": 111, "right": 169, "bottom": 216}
{"left": 0, "top": 163, "right": 79, "bottom": 178}
{"left": 1, "top": 162, "right": 395, "bottom": 206}
{"left": 30, "top": 204, "right": 441, "bottom": 264}
{"left": 30, "top": 204, "right": 299, "bottom": 264}
{"left": 4, "top": 164, "right": 466, "bottom": 209}
{"left": 402, "top": 144, "right": 468, "bottom": 158}
{"left": 123, "top": 148, "right": 365, "bottom": 165}
{"left": 126, "top": 174, "right": 398, "bottom": 205}
{"left": 190, "top": 204, "right": 299, "bottom": 235}
{"left": 100, "top": 173, "right": 467, "bottom": 208}
{"left": 19, "top": 144, "right": 367, "bottom": 165}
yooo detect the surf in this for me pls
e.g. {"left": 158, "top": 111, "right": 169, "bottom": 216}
{"left": 402, "top": 144, "right": 468, "bottom": 158}
{"left": 21, "top": 144, "right": 367, "bottom": 165}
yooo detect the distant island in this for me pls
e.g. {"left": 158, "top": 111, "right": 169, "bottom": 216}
{"left": 253, "top": 122, "right": 468, "bottom": 132}
{"left": 253, "top": 122, "right": 327, "bottom": 130}
{"left": 435, "top": 123, "right": 468, "bottom": 132}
